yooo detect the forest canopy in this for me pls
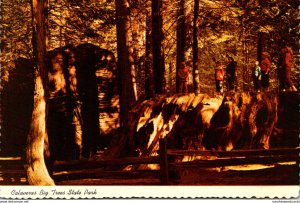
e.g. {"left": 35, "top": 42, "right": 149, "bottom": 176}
{"left": 1, "top": 0, "right": 299, "bottom": 95}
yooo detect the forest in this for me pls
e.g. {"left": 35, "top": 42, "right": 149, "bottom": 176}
{"left": 0, "top": 0, "right": 299, "bottom": 186}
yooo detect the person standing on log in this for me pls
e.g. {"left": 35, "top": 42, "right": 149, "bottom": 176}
{"left": 225, "top": 56, "right": 236, "bottom": 91}
{"left": 215, "top": 62, "right": 225, "bottom": 93}
{"left": 252, "top": 61, "right": 261, "bottom": 92}
{"left": 178, "top": 62, "right": 189, "bottom": 94}
{"left": 260, "top": 52, "right": 271, "bottom": 91}
{"left": 279, "top": 45, "right": 297, "bottom": 92}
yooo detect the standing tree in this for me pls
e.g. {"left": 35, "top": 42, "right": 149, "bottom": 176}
{"left": 145, "top": 0, "right": 154, "bottom": 98}
{"left": 176, "top": 0, "right": 186, "bottom": 93}
{"left": 192, "top": 0, "right": 200, "bottom": 93}
{"left": 26, "top": 0, "right": 55, "bottom": 185}
{"left": 115, "top": 0, "right": 136, "bottom": 126}
{"left": 257, "top": 32, "right": 264, "bottom": 63}
{"left": 152, "top": 0, "right": 165, "bottom": 94}
{"left": 129, "top": 0, "right": 139, "bottom": 100}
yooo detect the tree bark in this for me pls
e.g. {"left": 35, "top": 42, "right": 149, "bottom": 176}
{"left": 152, "top": 0, "right": 165, "bottom": 94}
{"left": 27, "top": 76, "right": 55, "bottom": 185}
{"left": 26, "top": 0, "right": 55, "bottom": 185}
{"left": 257, "top": 32, "right": 264, "bottom": 63}
{"left": 192, "top": 0, "right": 200, "bottom": 94}
{"left": 109, "top": 92, "right": 299, "bottom": 159}
{"left": 130, "top": 1, "right": 140, "bottom": 68}
{"left": 176, "top": 0, "right": 186, "bottom": 93}
{"left": 145, "top": 1, "right": 154, "bottom": 98}
{"left": 116, "top": 0, "right": 136, "bottom": 126}
{"left": 129, "top": 1, "right": 139, "bottom": 100}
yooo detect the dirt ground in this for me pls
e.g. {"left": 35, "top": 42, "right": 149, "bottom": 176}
{"left": 0, "top": 159, "right": 298, "bottom": 186}
{"left": 54, "top": 163, "right": 298, "bottom": 185}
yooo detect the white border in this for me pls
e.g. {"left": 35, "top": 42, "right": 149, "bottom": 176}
{"left": 0, "top": 186, "right": 299, "bottom": 199}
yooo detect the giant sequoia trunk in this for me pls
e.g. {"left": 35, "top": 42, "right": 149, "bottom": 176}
{"left": 105, "top": 92, "right": 299, "bottom": 159}
{"left": 26, "top": 0, "right": 54, "bottom": 185}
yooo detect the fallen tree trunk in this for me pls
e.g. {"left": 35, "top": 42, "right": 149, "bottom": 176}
{"left": 104, "top": 92, "right": 299, "bottom": 161}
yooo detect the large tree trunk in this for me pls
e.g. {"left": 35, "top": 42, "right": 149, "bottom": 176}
{"left": 130, "top": 0, "right": 140, "bottom": 99}
{"left": 26, "top": 76, "right": 54, "bottom": 185}
{"left": 176, "top": 0, "right": 186, "bottom": 93}
{"left": 26, "top": 0, "right": 54, "bottom": 185}
{"left": 145, "top": 1, "right": 154, "bottom": 98}
{"left": 105, "top": 92, "right": 299, "bottom": 159}
{"left": 152, "top": 0, "right": 165, "bottom": 94}
{"left": 192, "top": 0, "right": 200, "bottom": 94}
{"left": 125, "top": 1, "right": 138, "bottom": 100}
{"left": 257, "top": 32, "right": 264, "bottom": 63}
{"left": 116, "top": 0, "right": 136, "bottom": 126}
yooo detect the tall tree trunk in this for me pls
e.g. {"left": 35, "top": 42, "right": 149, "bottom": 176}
{"left": 129, "top": 0, "right": 139, "bottom": 100}
{"left": 26, "top": 0, "right": 54, "bottom": 185}
{"left": 176, "top": 0, "right": 186, "bottom": 93}
{"left": 152, "top": 0, "right": 165, "bottom": 94}
{"left": 192, "top": 0, "right": 200, "bottom": 94}
{"left": 130, "top": 0, "right": 140, "bottom": 69}
{"left": 116, "top": 0, "right": 136, "bottom": 126}
{"left": 257, "top": 32, "right": 264, "bottom": 63}
{"left": 145, "top": 1, "right": 154, "bottom": 98}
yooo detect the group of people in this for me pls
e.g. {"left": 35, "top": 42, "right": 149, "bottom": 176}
{"left": 177, "top": 44, "right": 297, "bottom": 94}
{"left": 252, "top": 45, "right": 297, "bottom": 92}
{"left": 251, "top": 51, "right": 272, "bottom": 92}
{"left": 214, "top": 56, "right": 237, "bottom": 93}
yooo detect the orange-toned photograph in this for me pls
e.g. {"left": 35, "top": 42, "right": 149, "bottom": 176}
{"left": 0, "top": 0, "right": 299, "bottom": 199}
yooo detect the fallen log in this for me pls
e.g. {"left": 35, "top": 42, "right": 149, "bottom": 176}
{"left": 104, "top": 92, "right": 300, "bottom": 162}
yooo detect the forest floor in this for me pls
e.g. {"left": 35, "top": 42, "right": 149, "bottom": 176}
{"left": 1, "top": 156, "right": 297, "bottom": 185}
{"left": 55, "top": 163, "right": 298, "bottom": 185}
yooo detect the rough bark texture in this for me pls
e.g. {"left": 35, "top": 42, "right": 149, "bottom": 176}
{"left": 26, "top": 0, "right": 55, "bottom": 185}
{"left": 26, "top": 76, "right": 55, "bottom": 185}
{"left": 105, "top": 92, "right": 299, "bottom": 161}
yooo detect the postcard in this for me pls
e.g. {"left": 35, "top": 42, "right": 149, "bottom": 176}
{"left": 0, "top": 0, "right": 299, "bottom": 200}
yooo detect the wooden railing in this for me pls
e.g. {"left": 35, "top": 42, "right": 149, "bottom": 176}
{"left": 158, "top": 138, "right": 300, "bottom": 184}
{"left": 53, "top": 138, "right": 299, "bottom": 185}
{"left": 0, "top": 138, "right": 299, "bottom": 185}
